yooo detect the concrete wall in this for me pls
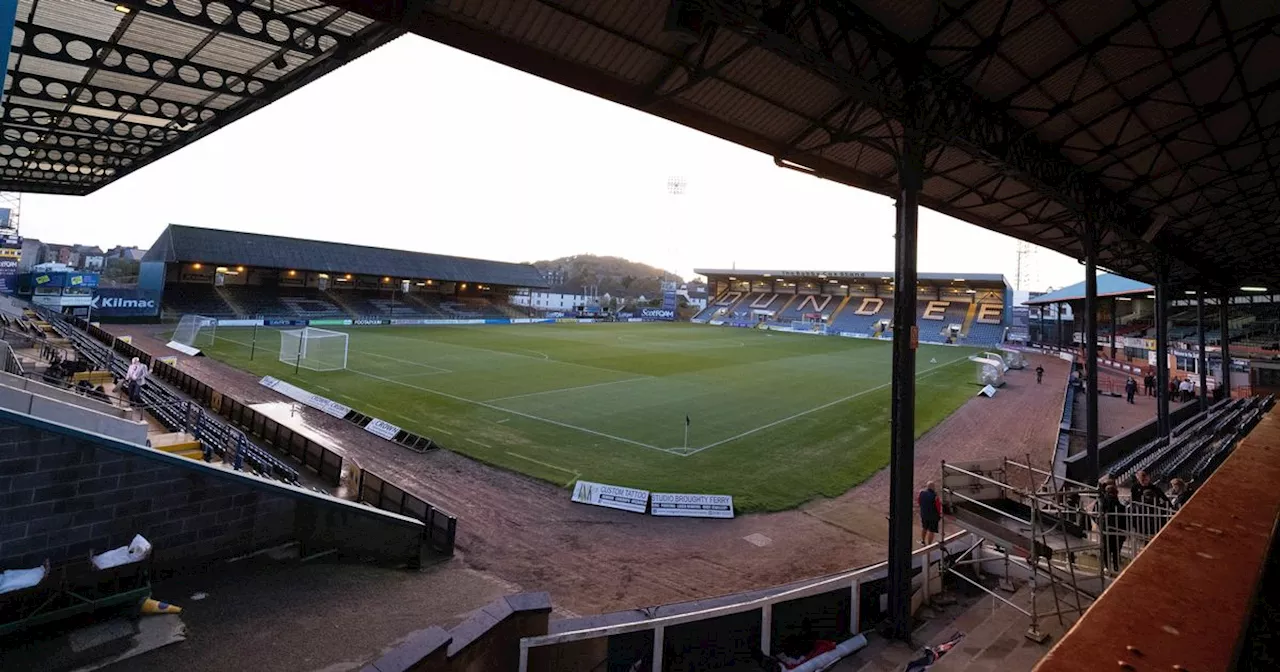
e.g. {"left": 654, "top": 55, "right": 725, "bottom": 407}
{"left": 0, "top": 371, "right": 147, "bottom": 445}
{"left": 0, "top": 409, "right": 427, "bottom": 572}
{"left": 363, "top": 593, "right": 552, "bottom": 672}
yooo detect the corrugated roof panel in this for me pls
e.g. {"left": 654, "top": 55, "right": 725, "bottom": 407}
{"left": 718, "top": 48, "right": 843, "bottom": 121}
{"left": 678, "top": 79, "right": 808, "bottom": 142}
{"left": 29, "top": 0, "right": 124, "bottom": 42}
{"left": 117, "top": 13, "right": 209, "bottom": 60}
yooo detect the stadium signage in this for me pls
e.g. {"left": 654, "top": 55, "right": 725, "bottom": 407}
{"left": 353, "top": 319, "right": 390, "bottom": 326}
{"left": 81, "top": 288, "right": 161, "bottom": 317}
{"left": 364, "top": 418, "right": 401, "bottom": 441}
{"left": 571, "top": 480, "right": 649, "bottom": 514}
{"left": 265, "top": 319, "right": 305, "bottom": 327}
{"left": 640, "top": 308, "right": 676, "bottom": 321}
{"left": 259, "top": 376, "right": 351, "bottom": 419}
{"left": 310, "top": 319, "right": 353, "bottom": 327}
{"left": 650, "top": 493, "right": 735, "bottom": 519}
{"left": 217, "top": 319, "right": 264, "bottom": 327}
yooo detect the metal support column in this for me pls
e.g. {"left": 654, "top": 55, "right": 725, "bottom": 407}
{"left": 1083, "top": 222, "right": 1100, "bottom": 481}
{"left": 1197, "top": 290, "right": 1208, "bottom": 411}
{"left": 1219, "top": 290, "right": 1232, "bottom": 400}
{"left": 1058, "top": 302, "right": 1067, "bottom": 347}
{"left": 1154, "top": 264, "right": 1171, "bottom": 438}
{"left": 886, "top": 129, "right": 923, "bottom": 642}
{"left": 1110, "top": 298, "right": 1118, "bottom": 359}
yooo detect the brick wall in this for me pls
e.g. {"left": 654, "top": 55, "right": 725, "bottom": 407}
{"left": 0, "top": 411, "right": 426, "bottom": 571}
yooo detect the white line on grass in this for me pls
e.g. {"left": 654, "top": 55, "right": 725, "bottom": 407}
{"left": 683, "top": 355, "right": 972, "bottom": 456}
{"left": 467, "top": 438, "right": 493, "bottom": 448}
{"left": 358, "top": 349, "right": 453, "bottom": 374}
{"left": 483, "top": 377, "right": 649, "bottom": 403}
{"left": 346, "top": 368, "right": 678, "bottom": 455}
{"left": 428, "top": 426, "right": 453, "bottom": 436}
{"left": 505, "top": 451, "right": 581, "bottom": 487}
{"left": 359, "top": 330, "right": 647, "bottom": 380}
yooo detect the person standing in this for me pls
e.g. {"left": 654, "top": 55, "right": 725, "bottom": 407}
{"left": 1100, "top": 483, "right": 1126, "bottom": 572}
{"left": 1125, "top": 377, "right": 1137, "bottom": 404}
{"left": 918, "top": 481, "right": 942, "bottom": 547}
{"left": 123, "top": 356, "right": 148, "bottom": 404}
{"left": 1035, "top": 365, "right": 1044, "bottom": 384}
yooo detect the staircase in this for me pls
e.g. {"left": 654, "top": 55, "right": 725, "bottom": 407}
{"left": 323, "top": 290, "right": 363, "bottom": 318}
{"left": 212, "top": 286, "right": 244, "bottom": 317}
{"left": 961, "top": 301, "right": 979, "bottom": 337}
{"left": 924, "top": 582, "right": 1073, "bottom": 671}
{"left": 494, "top": 301, "right": 527, "bottom": 319}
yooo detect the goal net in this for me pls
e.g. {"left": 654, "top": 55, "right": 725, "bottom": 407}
{"left": 172, "top": 314, "right": 217, "bottom": 348}
{"left": 279, "top": 327, "right": 348, "bottom": 372}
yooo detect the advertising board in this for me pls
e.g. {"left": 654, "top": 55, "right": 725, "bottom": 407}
{"left": 90, "top": 288, "right": 161, "bottom": 317}
{"left": 650, "top": 493, "right": 735, "bottom": 519}
{"left": 571, "top": 480, "right": 649, "bottom": 513}
{"left": 264, "top": 319, "right": 305, "bottom": 327}
{"left": 365, "top": 418, "right": 401, "bottom": 441}
{"left": 259, "top": 376, "right": 352, "bottom": 419}
{"left": 640, "top": 308, "right": 675, "bottom": 321}
{"left": 309, "top": 319, "right": 352, "bottom": 326}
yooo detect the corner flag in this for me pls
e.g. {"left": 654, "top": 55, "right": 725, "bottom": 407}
{"left": 683, "top": 415, "right": 691, "bottom": 450}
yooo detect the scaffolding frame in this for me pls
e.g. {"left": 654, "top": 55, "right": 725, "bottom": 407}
{"left": 939, "top": 457, "right": 1105, "bottom": 641}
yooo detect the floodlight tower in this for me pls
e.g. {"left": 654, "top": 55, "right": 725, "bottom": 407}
{"left": 1014, "top": 240, "right": 1037, "bottom": 291}
{"left": 666, "top": 176, "right": 686, "bottom": 285}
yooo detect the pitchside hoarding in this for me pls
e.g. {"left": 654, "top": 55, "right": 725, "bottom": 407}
{"left": 650, "top": 493, "right": 735, "bottom": 518}
{"left": 571, "top": 480, "right": 649, "bottom": 513}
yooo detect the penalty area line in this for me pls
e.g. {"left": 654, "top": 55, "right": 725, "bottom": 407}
{"left": 483, "top": 376, "right": 648, "bottom": 402}
{"left": 346, "top": 368, "right": 679, "bottom": 455}
{"left": 683, "top": 355, "right": 971, "bottom": 456}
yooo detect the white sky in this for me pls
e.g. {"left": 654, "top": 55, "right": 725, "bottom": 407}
{"left": 19, "top": 35, "right": 1089, "bottom": 292}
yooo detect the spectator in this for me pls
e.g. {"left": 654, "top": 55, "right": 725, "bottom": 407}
{"left": 918, "top": 481, "right": 942, "bottom": 547}
{"left": 1035, "top": 365, "right": 1044, "bottom": 384}
{"left": 1125, "top": 377, "right": 1137, "bottom": 404}
{"left": 1168, "top": 478, "right": 1192, "bottom": 509}
{"left": 1180, "top": 378, "right": 1194, "bottom": 402}
{"left": 1100, "top": 483, "right": 1126, "bottom": 572}
{"left": 1129, "top": 470, "right": 1170, "bottom": 507}
{"left": 1144, "top": 373, "right": 1155, "bottom": 396}
{"left": 124, "top": 356, "right": 148, "bottom": 404}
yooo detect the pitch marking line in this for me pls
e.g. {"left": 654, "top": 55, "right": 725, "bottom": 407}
{"left": 505, "top": 451, "right": 581, "bottom": 488}
{"left": 358, "top": 350, "right": 453, "bottom": 374}
{"left": 683, "top": 354, "right": 972, "bottom": 456}
{"left": 428, "top": 425, "right": 453, "bottom": 436}
{"left": 360, "top": 330, "right": 648, "bottom": 380}
{"left": 346, "top": 368, "right": 679, "bottom": 455}
{"left": 483, "top": 377, "right": 649, "bottom": 403}
{"left": 467, "top": 438, "right": 493, "bottom": 448}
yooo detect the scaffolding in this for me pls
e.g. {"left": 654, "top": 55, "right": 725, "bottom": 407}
{"left": 939, "top": 456, "right": 1107, "bottom": 642}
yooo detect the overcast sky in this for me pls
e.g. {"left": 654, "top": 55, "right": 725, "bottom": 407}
{"left": 19, "top": 35, "right": 1091, "bottom": 292}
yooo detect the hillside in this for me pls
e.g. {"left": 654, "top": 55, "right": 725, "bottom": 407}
{"left": 529, "top": 254, "right": 684, "bottom": 298}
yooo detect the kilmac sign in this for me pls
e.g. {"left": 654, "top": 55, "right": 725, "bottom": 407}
{"left": 90, "top": 288, "right": 161, "bottom": 317}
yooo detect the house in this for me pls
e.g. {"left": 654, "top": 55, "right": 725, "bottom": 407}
{"left": 75, "top": 245, "right": 105, "bottom": 270}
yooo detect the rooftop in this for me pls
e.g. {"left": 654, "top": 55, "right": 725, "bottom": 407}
{"left": 696, "top": 268, "right": 1010, "bottom": 286}
{"left": 0, "top": 0, "right": 396, "bottom": 195}
{"left": 141, "top": 224, "right": 549, "bottom": 288}
{"left": 1025, "top": 274, "right": 1154, "bottom": 305}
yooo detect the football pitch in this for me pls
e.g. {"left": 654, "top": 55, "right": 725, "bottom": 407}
{"left": 203, "top": 323, "right": 983, "bottom": 511}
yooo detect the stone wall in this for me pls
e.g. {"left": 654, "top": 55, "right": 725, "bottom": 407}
{"left": 0, "top": 409, "right": 426, "bottom": 571}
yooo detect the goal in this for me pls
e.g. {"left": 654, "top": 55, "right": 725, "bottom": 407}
{"left": 279, "top": 327, "right": 348, "bottom": 372}
{"left": 172, "top": 314, "right": 218, "bottom": 348}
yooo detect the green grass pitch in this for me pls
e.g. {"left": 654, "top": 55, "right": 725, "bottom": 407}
{"left": 202, "top": 323, "right": 983, "bottom": 512}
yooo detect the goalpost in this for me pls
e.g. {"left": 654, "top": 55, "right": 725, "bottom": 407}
{"left": 279, "top": 327, "right": 348, "bottom": 372}
{"left": 172, "top": 314, "right": 217, "bottom": 348}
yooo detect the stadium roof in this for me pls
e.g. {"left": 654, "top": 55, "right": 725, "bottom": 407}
{"left": 141, "top": 224, "right": 548, "bottom": 288}
{"left": 695, "top": 269, "right": 1009, "bottom": 286}
{"left": 1024, "top": 274, "right": 1153, "bottom": 305}
{"left": 0, "top": 0, "right": 397, "bottom": 195}
{"left": 329, "top": 1, "right": 1280, "bottom": 290}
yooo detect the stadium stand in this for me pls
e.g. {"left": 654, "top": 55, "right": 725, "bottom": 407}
{"left": 162, "top": 284, "right": 236, "bottom": 318}
{"left": 964, "top": 322, "right": 1006, "bottom": 346}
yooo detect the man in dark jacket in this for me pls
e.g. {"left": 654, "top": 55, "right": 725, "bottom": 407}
{"left": 918, "top": 481, "right": 942, "bottom": 546}
{"left": 1035, "top": 365, "right": 1044, "bottom": 384}
{"left": 1100, "top": 483, "right": 1126, "bottom": 571}
{"left": 1125, "top": 377, "right": 1137, "bottom": 404}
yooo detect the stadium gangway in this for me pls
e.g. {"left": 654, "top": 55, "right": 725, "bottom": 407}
{"left": 38, "top": 310, "right": 300, "bottom": 483}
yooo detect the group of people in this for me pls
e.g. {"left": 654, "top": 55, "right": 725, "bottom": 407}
{"left": 1097, "top": 470, "right": 1191, "bottom": 571}
{"left": 917, "top": 470, "right": 1193, "bottom": 574}
{"left": 1125, "top": 373, "right": 1199, "bottom": 404}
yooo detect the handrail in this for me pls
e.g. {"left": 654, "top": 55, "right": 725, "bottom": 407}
{"left": 942, "top": 487, "right": 1032, "bottom": 527}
